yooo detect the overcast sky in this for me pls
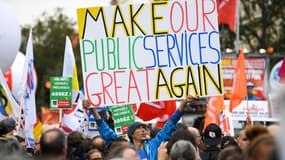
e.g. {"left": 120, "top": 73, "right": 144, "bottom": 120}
{"left": 1, "top": 0, "right": 112, "bottom": 25}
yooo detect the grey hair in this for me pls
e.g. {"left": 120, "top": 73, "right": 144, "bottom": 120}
{"left": 170, "top": 140, "right": 196, "bottom": 160}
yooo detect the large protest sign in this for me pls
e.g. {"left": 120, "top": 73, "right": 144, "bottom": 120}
{"left": 77, "top": 0, "right": 223, "bottom": 107}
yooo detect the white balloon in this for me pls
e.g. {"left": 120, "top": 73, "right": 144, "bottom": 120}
{"left": 0, "top": 2, "right": 21, "bottom": 72}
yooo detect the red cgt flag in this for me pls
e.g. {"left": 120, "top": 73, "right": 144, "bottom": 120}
{"left": 229, "top": 51, "right": 247, "bottom": 112}
{"left": 217, "top": 0, "right": 237, "bottom": 31}
{"left": 137, "top": 100, "right": 176, "bottom": 128}
{"left": 203, "top": 96, "right": 224, "bottom": 131}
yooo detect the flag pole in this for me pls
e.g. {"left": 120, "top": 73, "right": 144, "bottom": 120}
{"left": 59, "top": 108, "right": 62, "bottom": 126}
{"left": 235, "top": 0, "right": 240, "bottom": 54}
{"left": 245, "top": 95, "right": 252, "bottom": 126}
{"left": 18, "top": 71, "right": 28, "bottom": 134}
{"left": 16, "top": 105, "right": 23, "bottom": 136}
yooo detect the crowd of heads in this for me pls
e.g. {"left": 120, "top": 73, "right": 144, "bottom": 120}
{"left": 156, "top": 122, "right": 280, "bottom": 160}
{"left": 0, "top": 111, "right": 281, "bottom": 160}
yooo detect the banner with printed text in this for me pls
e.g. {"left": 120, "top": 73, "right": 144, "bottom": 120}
{"left": 224, "top": 100, "right": 274, "bottom": 121}
{"left": 222, "top": 58, "right": 266, "bottom": 100}
{"left": 109, "top": 104, "right": 135, "bottom": 134}
{"left": 50, "top": 77, "right": 72, "bottom": 110}
{"left": 77, "top": 0, "right": 223, "bottom": 107}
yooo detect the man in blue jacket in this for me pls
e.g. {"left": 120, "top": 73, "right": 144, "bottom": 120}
{"left": 85, "top": 96, "right": 197, "bottom": 160}
{"left": 246, "top": 82, "right": 260, "bottom": 100}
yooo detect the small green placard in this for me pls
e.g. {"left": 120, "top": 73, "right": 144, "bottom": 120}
{"left": 109, "top": 104, "right": 135, "bottom": 134}
{"left": 50, "top": 77, "right": 72, "bottom": 110}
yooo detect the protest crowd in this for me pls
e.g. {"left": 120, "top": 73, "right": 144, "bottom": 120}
{"left": 0, "top": 95, "right": 280, "bottom": 160}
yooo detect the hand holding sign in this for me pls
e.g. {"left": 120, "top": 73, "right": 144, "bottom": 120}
{"left": 178, "top": 95, "right": 199, "bottom": 112}
{"left": 82, "top": 99, "right": 102, "bottom": 120}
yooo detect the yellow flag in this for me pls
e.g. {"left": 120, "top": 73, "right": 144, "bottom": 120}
{"left": 0, "top": 70, "right": 20, "bottom": 119}
{"left": 33, "top": 117, "right": 43, "bottom": 141}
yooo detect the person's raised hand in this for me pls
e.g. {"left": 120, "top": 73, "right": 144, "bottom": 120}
{"left": 82, "top": 99, "right": 102, "bottom": 119}
{"left": 82, "top": 99, "right": 96, "bottom": 113}
{"left": 178, "top": 95, "right": 198, "bottom": 112}
{"left": 158, "top": 141, "right": 169, "bottom": 160}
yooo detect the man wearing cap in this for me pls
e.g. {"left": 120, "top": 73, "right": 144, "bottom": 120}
{"left": 200, "top": 123, "right": 222, "bottom": 160}
{"left": 246, "top": 82, "right": 260, "bottom": 100}
{"left": 87, "top": 96, "right": 197, "bottom": 160}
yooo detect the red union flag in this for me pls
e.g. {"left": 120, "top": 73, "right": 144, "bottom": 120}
{"left": 229, "top": 51, "right": 247, "bottom": 112}
{"left": 137, "top": 102, "right": 165, "bottom": 121}
{"left": 217, "top": 0, "right": 237, "bottom": 31}
{"left": 137, "top": 100, "right": 176, "bottom": 128}
{"left": 155, "top": 101, "right": 177, "bottom": 128}
{"left": 204, "top": 96, "right": 224, "bottom": 131}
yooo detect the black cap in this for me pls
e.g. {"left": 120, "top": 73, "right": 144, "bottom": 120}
{"left": 204, "top": 123, "right": 222, "bottom": 145}
{"left": 0, "top": 118, "right": 16, "bottom": 136}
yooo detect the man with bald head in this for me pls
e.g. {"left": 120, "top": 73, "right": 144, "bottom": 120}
{"left": 188, "top": 126, "right": 204, "bottom": 159}
{"left": 188, "top": 127, "right": 201, "bottom": 146}
{"left": 40, "top": 128, "right": 67, "bottom": 160}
